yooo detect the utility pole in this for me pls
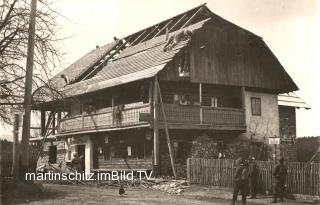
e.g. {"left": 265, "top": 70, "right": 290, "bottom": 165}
{"left": 21, "top": 0, "right": 37, "bottom": 178}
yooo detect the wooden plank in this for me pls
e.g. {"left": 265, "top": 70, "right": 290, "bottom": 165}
{"left": 185, "top": 158, "right": 320, "bottom": 196}
{"left": 156, "top": 77, "right": 177, "bottom": 179}
{"left": 152, "top": 20, "right": 173, "bottom": 38}
{"left": 153, "top": 78, "right": 159, "bottom": 168}
{"left": 168, "top": 13, "right": 187, "bottom": 32}
{"left": 180, "top": 6, "right": 203, "bottom": 29}
{"left": 41, "top": 110, "right": 46, "bottom": 136}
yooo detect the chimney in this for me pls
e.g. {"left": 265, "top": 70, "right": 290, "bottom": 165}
{"left": 96, "top": 45, "right": 99, "bottom": 49}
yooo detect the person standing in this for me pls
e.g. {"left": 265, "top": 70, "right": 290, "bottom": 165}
{"left": 71, "top": 152, "right": 84, "bottom": 172}
{"left": 248, "top": 156, "right": 259, "bottom": 199}
{"left": 272, "top": 158, "right": 288, "bottom": 203}
{"left": 232, "top": 160, "right": 249, "bottom": 205}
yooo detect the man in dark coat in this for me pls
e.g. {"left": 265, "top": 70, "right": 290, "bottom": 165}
{"left": 71, "top": 153, "right": 84, "bottom": 172}
{"left": 248, "top": 156, "right": 259, "bottom": 199}
{"left": 272, "top": 157, "right": 288, "bottom": 203}
{"left": 232, "top": 160, "right": 249, "bottom": 205}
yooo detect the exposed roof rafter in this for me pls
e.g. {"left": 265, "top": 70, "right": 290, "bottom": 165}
{"left": 65, "top": 4, "right": 212, "bottom": 84}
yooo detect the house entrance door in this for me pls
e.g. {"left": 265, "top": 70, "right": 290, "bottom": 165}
{"left": 76, "top": 144, "right": 86, "bottom": 172}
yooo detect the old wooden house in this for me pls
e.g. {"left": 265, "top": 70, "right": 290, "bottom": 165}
{"left": 33, "top": 5, "right": 301, "bottom": 176}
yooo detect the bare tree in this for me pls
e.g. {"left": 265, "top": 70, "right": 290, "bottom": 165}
{"left": 0, "top": 0, "right": 63, "bottom": 124}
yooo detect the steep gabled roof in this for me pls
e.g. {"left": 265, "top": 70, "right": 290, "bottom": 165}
{"left": 43, "top": 4, "right": 212, "bottom": 98}
{"left": 62, "top": 19, "right": 209, "bottom": 97}
{"left": 65, "top": 4, "right": 212, "bottom": 84}
{"left": 35, "top": 4, "right": 299, "bottom": 103}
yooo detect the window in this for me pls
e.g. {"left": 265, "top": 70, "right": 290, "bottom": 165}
{"left": 211, "top": 96, "right": 220, "bottom": 107}
{"left": 49, "top": 145, "right": 57, "bottom": 163}
{"left": 67, "top": 150, "right": 72, "bottom": 161}
{"left": 178, "top": 49, "right": 190, "bottom": 77}
{"left": 251, "top": 97, "right": 261, "bottom": 116}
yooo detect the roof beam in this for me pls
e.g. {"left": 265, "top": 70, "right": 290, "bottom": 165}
{"left": 168, "top": 13, "right": 187, "bottom": 32}
{"left": 82, "top": 41, "right": 127, "bottom": 80}
{"left": 129, "top": 29, "right": 148, "bottom": 46}
{"left": 180, "top": 6, "right": 203, "bottom": 29}
{"left": 152, "top": 19, "right": 173, "bottom": 39}
{"left": 138, "top": 25, "right": 160, "bottom": 44}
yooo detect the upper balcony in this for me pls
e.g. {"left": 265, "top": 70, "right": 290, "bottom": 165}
{"left": 56, "top": 80, "right": 246, "bottom": 134}
{"left": 58, "top": 102, "right": 245, "bottom": 134}
{"left": 160, "top": 104, "right": 245, "bottom": 130}
{"left": 58, "top": 102, "right": 150, "bottom": 134}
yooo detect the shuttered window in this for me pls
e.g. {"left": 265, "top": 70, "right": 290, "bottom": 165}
{"left": 251, "top": 97, "right": 261, "bottom": 116}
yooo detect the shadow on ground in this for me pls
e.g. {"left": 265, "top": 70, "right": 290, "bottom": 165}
{"left": 0, "top": 180, "right": 67, "bottom": 205}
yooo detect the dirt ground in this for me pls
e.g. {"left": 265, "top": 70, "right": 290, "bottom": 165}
{"left": 8, "top": 184, "right": 230, "bottom": 205}
{"left": 2, "top": 183, "right": 316, "bottom": 205}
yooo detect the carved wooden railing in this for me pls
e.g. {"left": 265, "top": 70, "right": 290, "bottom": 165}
{"left": 59, "top": 103, "right": 245, "bottom": 133}
{"left": 160, "top": 104, "right": 245, "bottom": 129}
{"left": 58, "top": 103, "right": 150, "bottom": 133}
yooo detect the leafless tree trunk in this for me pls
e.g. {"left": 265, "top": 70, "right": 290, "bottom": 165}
{"left": 0, "top": 0, "right": 64, "bottom": 125}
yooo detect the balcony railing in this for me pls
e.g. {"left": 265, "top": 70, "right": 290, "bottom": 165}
{"left": 160, "top": 104, "right": 245, "bottom": 130}
{"left": 58, "top": 103, "right": 245, "bottom": 133}
{"left": 58, "top": 103, "right": 151, "bottom": 133}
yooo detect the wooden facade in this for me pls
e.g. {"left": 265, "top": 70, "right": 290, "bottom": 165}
{"left": 34, "top": 5, "right": 299, "bottom": 175}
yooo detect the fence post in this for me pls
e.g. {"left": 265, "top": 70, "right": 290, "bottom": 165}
{"left": 12, "top": 114, "right": 20, "bottom": 180}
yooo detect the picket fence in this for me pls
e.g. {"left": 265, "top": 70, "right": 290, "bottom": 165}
{"left": 0, "top": 149, "right": 38, "bottom": 179}
{"left": 187, "top": 158, "right": 320, "bottom": 196}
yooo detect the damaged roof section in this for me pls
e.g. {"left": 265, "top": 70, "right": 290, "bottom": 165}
{"left": 62, "top": 19, "right": 210, "bottom": 97}
{"left": 50, "top": 42, "right": 117, "bottom": 88}
{"left": 55, "top": 4, "right": 211, "bottom": 84}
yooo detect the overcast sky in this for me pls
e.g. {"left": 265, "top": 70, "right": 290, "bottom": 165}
{"left": 1, "top": 0, "right": 319, "bottom": 138}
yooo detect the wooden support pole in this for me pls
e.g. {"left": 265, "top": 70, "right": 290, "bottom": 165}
{"left": 111, "top": 95, "right": 115, "bottom": 108}
{"left": 12, "top": 114, "right": 20, "bottom": 181}
{"left": 241, "top": 86, "right": 246, "bottom": 123}
{"left": 21, "top": 0, "right": 37, "bottom": 177}
{"left": 36, "top": 111, "right": 54, "bottom": 159}
{"left": 199, "top": 83, "right": 203, "bottom": 125}
{"left": 57, "top": 112, "right": 61, "bottom": 131}
{"left": 156, "top": 77, "right": 177, "bottom": 179}
{"left": 41, "top": 110, "right": 46, "bottom": 136}
{"left": 152, "top": 20, "right": 173, "bottom": 39}
{"left": 180, "top": 6, "right": 203, "bottom": 29}
{"left": 130, "top": 30, "right": 148, "bottom": 46}
{"left": 153, "top": 78, "right": 159, "bottom": 169}
{"left": 149, "top": 80, "right": 153, "bottom": 104}
{"left": 52, "top": 112, "right": 56, "bottom": 135}
{"left": 138, "top": 25, "right": 160, "bottom": 44}
{"left": 168, "top": 13, "right": 187, "bottom": 32}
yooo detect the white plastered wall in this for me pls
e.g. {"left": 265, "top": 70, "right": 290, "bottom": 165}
{"left": 243, "top": 90, "right": 280, "bottom": 141}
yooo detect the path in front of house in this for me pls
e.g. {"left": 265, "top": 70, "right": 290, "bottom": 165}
{"left": 13, "top": 184, "right": 229, "bottom": 205}
{"left": 13, "top": 184, "right": 317, "bottom": 205}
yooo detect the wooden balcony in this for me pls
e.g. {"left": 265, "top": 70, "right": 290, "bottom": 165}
{"left": 159, "top": 104, "right": 246, "bottom": 130}
{"left": 58, "top": 103, "right": 151, "bottom": 134}
{"left": 58, "top": 103, "right": 245, "bottom": 134}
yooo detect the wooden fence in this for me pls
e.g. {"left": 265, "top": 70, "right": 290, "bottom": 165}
{"left": 0, "top": 144, "right": 39, "bottom": 179}
{"left": 187, "top": 158, "right": 320, "bottom": 196}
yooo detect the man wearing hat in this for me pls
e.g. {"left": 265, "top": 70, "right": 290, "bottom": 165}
{"left": 232, "top": 160, "right": 249, "bottom": 205}
{"left": 272, "top": 157, "right": 287, "bottom": 203}
{"left": 248, "top": 156, "right": 259, "bottom": 199}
